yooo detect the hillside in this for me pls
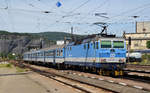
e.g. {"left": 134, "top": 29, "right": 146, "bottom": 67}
{"left": 0, "top": 31, "right": 83, "bottom": 41}
{"left": 0, "top": 30, "right": 84, "bottom": 56}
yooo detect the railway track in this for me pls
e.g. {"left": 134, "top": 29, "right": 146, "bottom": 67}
{"left": 124, "top": 68, "right": 150, "bottom": 74}
{"left": 126, "top": 64, "right": 150, "bottom": 71}
{"left": 11, "top": 61, "right": 150, "bottom": 93}
{"left": 124, "top": 64, "right": 150, "bottom": 79}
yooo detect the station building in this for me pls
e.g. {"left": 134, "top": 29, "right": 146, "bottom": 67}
{"left": 124, "top": 21, "right": 150, "bottom": 50}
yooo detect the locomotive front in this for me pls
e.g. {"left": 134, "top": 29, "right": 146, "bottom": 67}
{"left": 97, "top": 37, "right": 126, "bottom": 76}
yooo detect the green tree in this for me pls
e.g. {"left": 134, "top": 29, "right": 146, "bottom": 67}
{"left": 7, "top": 53, "right": 16, "bottom": 60}
{"left": 146, "top": 41, "right": 150, "bottom": 49}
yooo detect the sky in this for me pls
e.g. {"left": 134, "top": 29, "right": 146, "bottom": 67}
{"left": 0, "top": 0, "right": 150, "bottom": 36}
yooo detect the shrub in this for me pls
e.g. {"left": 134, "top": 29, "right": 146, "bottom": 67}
{"left": 146, "top": 41, "right": 150, "bottom": 49}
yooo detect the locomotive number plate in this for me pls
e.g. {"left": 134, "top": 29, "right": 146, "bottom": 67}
{"left": 107, "top": 58, "right": 118, "bottom": 62}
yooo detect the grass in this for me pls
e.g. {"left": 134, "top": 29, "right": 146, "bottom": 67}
{"left": 15, "top": 66, "right": 29, "bottom": 73}
{"left": 139, "top": 59, "right": 150, "bottom": 65}
{"left": 0, "top": 63, "right": 29, "bottom": 73}
{"left": 0, "top": 63, "right": 12, "bottom": 68}
{"left": 128, "top": 59, "right": 150, "bottom": 66}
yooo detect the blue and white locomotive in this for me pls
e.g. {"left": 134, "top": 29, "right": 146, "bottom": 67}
{"left": 23, "top": 33, "right": 126, "bottom": 76}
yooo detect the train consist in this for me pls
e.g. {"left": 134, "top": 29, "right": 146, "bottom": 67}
{"left": 23, "top": 32, "right": 126, "bottom": 76}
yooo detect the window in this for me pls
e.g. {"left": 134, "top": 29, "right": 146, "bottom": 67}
{"left": 60, "top": 49, "right": 63, "bottom": 56}
{"left": 96, "top": 42, "right": 99, "bottom": 49}
{"left": 70, "top": 47, "right": 72, "bottom": 51}
{"left": 134, "top": 43, "right": 138, "bottom": 47}
{"left": 59, "top": 50, "right": 61, "bottom": 56}
{"left": 37, "top": 53, "right": 40, "bottom": 56}
{"left": 93, "top": 42, "right": 95, "bottom": 49}
{"left": 101, "top": 41, "right": 111, "bottom": 48}
{"left": 45, "top": 51, "right": 53, "bottom": 56}
{"left": 113, "top": 41, "right": 124, "bottom": 48}
{"left": 57, "top": 50, "right": 59, "bottom": 56}
{"left": 84, "top": 44, "right": 86, "bottom": 49}
{"left": 87, "top": 43, "right": 90, "bottom": 49}
{"left": 68, "top": 47, "right": 69, "bottom": 51}
{"left": 40, "top": 52, "right": 44, "bottom": 56}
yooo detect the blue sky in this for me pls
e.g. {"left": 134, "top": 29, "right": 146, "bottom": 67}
{"left": 0, "top": 0, "right": 150, "bottom": 36}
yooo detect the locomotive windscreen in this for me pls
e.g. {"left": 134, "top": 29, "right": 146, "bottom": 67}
{"left": 101, "top": 41, "right": 111, "bottom": 48}
{"left": 113, "top": 41, "right": 124, "bottom": 48}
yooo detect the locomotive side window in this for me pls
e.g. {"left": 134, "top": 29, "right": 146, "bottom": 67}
{"left": 101, "top": 41, "right": 111, "bottom": 48}
{"left": 84, "top": 44, "right": 86, "bottom": 49}
{"left": 113, "top": 41, "right": 124, "bottom": 48}
{"left": 93, "top": 42, "right": 95, "bottom": 49}
{"left": 96, "top": 42, "right": 99, "bottom": 49}
{"left": 87, "top": 43, "right": 90, "bottom": 49}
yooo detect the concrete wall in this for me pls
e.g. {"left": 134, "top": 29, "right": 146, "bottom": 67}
{"left": 125, "top": 33, "right": 150, "bottom": 38}
{"left": 125, "top": 21, "right": 150, "bottom": 50}
{"left": 126, "top": 39, "right": 148, "bottom": 50}
{"left": 136, "top": 21, "right": 150, "bottom": 33}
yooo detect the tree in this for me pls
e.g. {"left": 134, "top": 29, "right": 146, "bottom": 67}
{"left": 7, "top": 53, "right": 16, "bottom": 60}
{"left": 146, "top": 41, "right": 150, "bottom": 49}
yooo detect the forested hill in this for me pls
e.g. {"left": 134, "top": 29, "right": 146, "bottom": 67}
{"left": 0, "top": 30, "right": 84, "bottom": 55}
{"left": 0, "top": 31, "right": 83, "bottom": 41}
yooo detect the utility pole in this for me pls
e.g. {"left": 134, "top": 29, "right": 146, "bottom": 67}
{"left": 128, "top": 37, "right": 131, "bottom": 63}
{"left": 71, "top": 26, "right": 74, "bottom": 41}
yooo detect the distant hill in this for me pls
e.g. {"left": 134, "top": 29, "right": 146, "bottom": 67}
{"left": 0, "top": 31, "right": 83, "bottom": 41}
{"left": 0, "top": 30, "right": 85, "bottom": 55}
{"left": 30, "top": 32, "right": 83, "bottom": 41}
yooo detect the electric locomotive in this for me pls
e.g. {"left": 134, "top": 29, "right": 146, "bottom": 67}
{"left": 23, "top": 25, "right": 126, "bottom": 76}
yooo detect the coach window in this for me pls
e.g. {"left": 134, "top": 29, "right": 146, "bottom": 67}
{"left": 101, "top": 40, "right": 111, "bottom": 48}
{"left": 60, "top": 49, "right": 63, "bottom": 56}
{"left": 41, "top": 52, "right": 44, "bottom": 56}
{"left": 67, "top": 47, "right": 69, "bottom": 51}
{"left": 70, "top": 47, "right": 72, "bottom": 51}
{"left": 35, "top": 53, "right": 37, "bottom": 57}
{"left": 59, "top": 50, "right": 61, "bottom": 56}
{"left": 57, "top": 50, "right": 59, "bottom": 56}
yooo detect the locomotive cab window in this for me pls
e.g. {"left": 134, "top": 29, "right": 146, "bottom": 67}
{"left": 101, "top": 41, "right": 111, "bottom": 48}
{"left": 113, "top": 41, "right": 124, "bottom": 48}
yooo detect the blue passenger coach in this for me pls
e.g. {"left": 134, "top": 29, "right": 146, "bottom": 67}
{"left": 23, "top": 34, "right": 126, "bottom": 76}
